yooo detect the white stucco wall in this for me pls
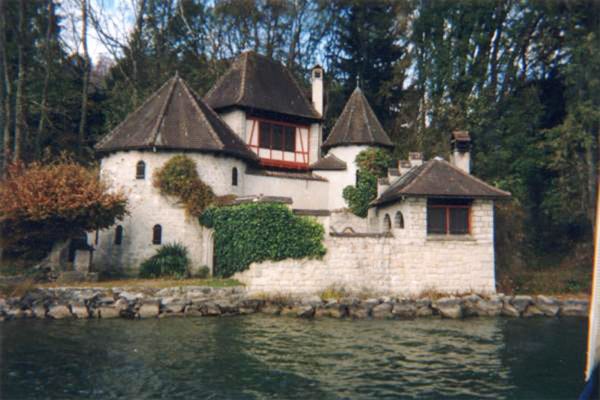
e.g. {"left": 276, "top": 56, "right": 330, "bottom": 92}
{"left": 244, "top": 173, "right": 329, "bottom": 210}
{"left": 234, "top": 199, "right": 496, "bottom": 296}
{"left": 219, "top": 109, "right": 247, "bottom": 142}
{"left": 309, "top": 123, "right": 322, "bottom": 165}
{"left": 321, "top": 145, "right": 370, "bottom": 210}
{"left": 93, "top": 150, "right": 247, "bottom": 274}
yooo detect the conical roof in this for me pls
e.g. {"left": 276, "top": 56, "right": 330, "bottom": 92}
{"left": 95, "top": 75, "right": 258, "bottom": 161}
{"left": 205, "top": 51, "right": 321, "bottom": 121}
{"left": 322, "top": 87, "right": 393, "bottom": 150}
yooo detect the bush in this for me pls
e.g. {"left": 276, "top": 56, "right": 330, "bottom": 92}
{"left": 153, "top": 155, "right": 215, "bottom": 217}
{"left": 194, "top": 265, "right": 210, "bottom": 279}
{"left": 139, "top": 243, "right": 190, "bottom": 279}
{"left": 200, "top": 203, "right": 326, "bottom": 277}
{"left": 0, "top": 159, "right": 128, "bottom": 260}
{"left": 343, "top": 148, "right": 392, "bottom": 217}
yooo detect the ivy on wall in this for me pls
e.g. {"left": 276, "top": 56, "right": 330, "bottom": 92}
{"left": 153, "top": 155, "right": 215, "bottom": 217}
{"left": 343, "top": 148, "right": 393, "bottom": 217}
{"left": 200, "top": 203, "right": 326, "bottom": 277}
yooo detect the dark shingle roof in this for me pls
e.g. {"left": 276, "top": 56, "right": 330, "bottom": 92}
{"left": 372, "top": 158, "right": 511, "bottom": 206}
{"left": 204, "top": 51, "right": 321, "bottom": 121}
{"left": 322, "top": 87, "right": 393, "bottom": 150}
{"left": 309, "top": 153, "right": 347, "bottom": 171}
{"left": 95, "top": 75, "right": 258, "bottom": 162}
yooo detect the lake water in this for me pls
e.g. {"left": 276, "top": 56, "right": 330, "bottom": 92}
{"left": 0, "top": 316, "right": 587, "bottom": 399}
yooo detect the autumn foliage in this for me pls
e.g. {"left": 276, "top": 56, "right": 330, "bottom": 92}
{"left": 0, "top": 160, "right": 128, "bottom": 260}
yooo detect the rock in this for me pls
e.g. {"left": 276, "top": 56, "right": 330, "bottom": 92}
{"left": 216, "top": 300, "right": 238, "bottom": 315}
{"left": 32, "top": 305, "right": 47, "bottom": 319}
{"left": 259, "top": 303, "right": 281, "bottom": 315}
{"left": 560, "top": 300, "right": 589, "bottom": 317}
{"left": 296, "top": 305, "right": 314, "bottom": 318}
{"left": 462, "top": 294, "right": 483, "bottom": 317}
{"left": 501, "top": 301, "right": 520, "bottom": 317}
{"left": 372, "top": 302, "right": 393, "bottom": 319}
{"left": 96, "top": 296, "right": 116, "bottom": 306}
{"left": 299, "top": 295, "right": 322, "bottom": 307}
{"left": 392, "top": 300, "right": 417, "bottom": 318}
{"left": 201, "top": 302, "right": 221, "bottom": 316}
{"left": 98, "top": 306, "right": 120, "bottom": 319}
{"left": 118, "top": 291, "right": 144, "bottom": 302}
{"left": 510, "top": 295, "right": 533, "bottom": 313}
{"left": 239, "top": 299, "right": 261, "bottom": 315}
{"left": 71, "top": 303, "right": 89, "bottom": 319}
{"left": 534, "top": 296, "right": 560, "bottom": 317}
{"left": 138, "top": 302, "right": 159, "bottom": 318}
{"left": 5, "top": 306, "right": 25, "bottom": 320}
{"left": 162, "top": 302, "right": 186, "bottom": 314}
{"left": 47, "top": 305, "right": 72, "bottom": 319}
{"left": 434, "top": 297, "right": 463, "bottom": 319}
{"left": 523, "top": 305, "right": 545, "bottom": 318}
{"left": 415, "top": 299, "right": 433, "bottom": 317}
{"left": 348, "top": 304, "right": 369, "bottom": 319}
{"left": 475, "top": 297, "right": 503, "bottom": 317}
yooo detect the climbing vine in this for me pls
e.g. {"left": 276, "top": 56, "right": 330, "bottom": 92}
{"left": 153, "top": 155, "right": 215, "bottom": 217}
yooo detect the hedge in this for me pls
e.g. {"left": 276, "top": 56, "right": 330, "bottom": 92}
{"left": 200, "top": 203, "right": 326, "bottom": 277}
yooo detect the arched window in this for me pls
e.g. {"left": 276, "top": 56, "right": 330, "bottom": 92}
{"left": 114, "top": 225, "right": 123, "bottom": 245}
{"left": 355, "top": 170, "right": 360, "bottom": 186}
{"left": 383, "top": 214, "right": 392, "bottom": 232}
{"left": 152, "top": 224, "right": 162, "bottom": 245}
{"left": 136, "top": 161, "right": 146, "bottom": 179}
{"left": 394, "top": 211, "right": 404, "bottom": 229}
{"left": 232, "top": 167, "right": 238, "bottom": 186}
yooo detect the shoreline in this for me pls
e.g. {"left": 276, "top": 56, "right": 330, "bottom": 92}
{"left": 0, "top": 286, "right": 589, "bottom": 321}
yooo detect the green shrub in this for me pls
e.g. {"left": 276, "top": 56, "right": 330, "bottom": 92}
{"left": 200, "top": 203, "right": 326, "bottom": 277}
{"left": 343, "top": 148, "right": 392, "bottom": 217}
{"left": 139, "top": 243, "right": 190, "bottom": 279}
{"left": 153, "top": 155, "right": 215, "bottom": 217}
{"left": 194, "top": 265, "right": 211, "bottom": 279}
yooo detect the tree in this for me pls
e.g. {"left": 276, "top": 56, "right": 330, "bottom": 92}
{"left": 0, "top": 159, "right": 128, "bottom": 261}
{"left": 77, "top": 0, "right": 91, "bottom": 158}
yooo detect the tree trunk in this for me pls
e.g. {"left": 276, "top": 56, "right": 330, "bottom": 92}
{"left": 0, "top": 0, "right": 8, "bottom": 173}
{"left": 36, "top": 0, "right": 55, "bottom": 160}
{"left": 13, "top": 0, "right": 26, "bottom": 161}
{"left": 78, "top": 0, "right": 90, "bottom": 158}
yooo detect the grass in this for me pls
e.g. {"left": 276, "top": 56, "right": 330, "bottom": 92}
{"left": 35, "top": 278, "right": 242, "bottom": 290}
{"left": 497, "top": 264, "right": 591, "bottom": 297}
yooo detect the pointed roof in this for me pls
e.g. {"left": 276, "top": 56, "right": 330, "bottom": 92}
{"left": 372, "top": 159, "right": 511, "bottom": 206}
{"left": 309, "top": 153, "right": 347, "bottom": 171}
{"left": 95, "top": 75, "right": 258, "bottom": 161}
{"left": 322, "top": 87, "right": 393, "bottom": 150}
{"left": 205, "top": 51, "right": 321, "bottom": 121}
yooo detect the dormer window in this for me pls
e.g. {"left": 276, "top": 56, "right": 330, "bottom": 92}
{"left": 259, "top": 122, "right": 296, "bottom": 152}
{"left": 247, "top": 117, "right": 309, "bottom": 169}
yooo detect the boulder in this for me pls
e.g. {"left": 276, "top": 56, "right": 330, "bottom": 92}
{"left": 239, "top": 299, "right": 262, "bottom": 315}
{"left": 200, "top": 302, "right": 221, "bottom": 316}
{"left": 510, "top": 295, "right": 533, "bottom": 313}
{"left": 32, "top": 305, "right": 47, "bottom": 319}
{"left": 462, "top": 294, "right": 483, "bottom": 317}
{"left": 475, "top": 297, "right": 503, "bottom": 317}
{"left": 501, "top": 301, "right": 520, "bottom": 317}
{"left": 534, "top": 295, "right": 560, "bottom": 317}
{"left": 372, "top": 302, "right": 393, "bottom": 319}
{"left": 560, "top": 300, "right": 589, "bottom": 317}
{"left": 98, "top": 306, "right": 120, "bottom": 319}
{"left": 71, "top": 303, "right": 89, "bottom": 319}
{"left": 216, "top": 300, "right": 239, "bottom": 315}
{"left": 296, "top": 305, "right": 315, "bottom": 318}
{"left": 138, "top": 302, "right": 160, "bottom": 319}
{"left": 523, "top": 305, "right": 545, "bottom": 318}
{"left": 415, "top": 299, "right": 433, "bottom": 317}
{"left": 47, "top": 305, "right": 72, "bottom": 319}
{"left": 348, "top": 304, "right": 369, "bottom": 319}
{"left": 259, "top": 303, "right": 281, "bottom": 315}
{"left": 392, "top": 300, "right": 417, "bottom": 318}
{"left": 118, "top": 291, "right": 145, "bottom": 302}
{"left": 434, "top": 297, "right": 463, "bottom": 319}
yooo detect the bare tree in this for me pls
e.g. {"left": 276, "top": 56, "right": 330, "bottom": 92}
{"left": 0, "top": 0, "right": 9, "bottom": 173}
{"left": 35, "top": 0, "right": 56, "bottom": 160}
{"left": 13, "top": 0, "right": 27, "bottom": 161}
{"left": 78, "top": 0, "right": 90, "bottom": 157}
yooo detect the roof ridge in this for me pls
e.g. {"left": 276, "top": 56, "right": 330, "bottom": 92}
{"left": 149, "top": 76, "right": 178, "bottom": 146}
{"left": 401, "top": 160, "right": 434, "bottom": 193}
{"left": 282, "top": 59, "right": 320, "bottom": 118}
{"left": 96, "top": 78, "right": 173, "bottom": 149}
{"left": 357, "top": 90, "right": 375, "bottom": 142}
{"left": 436, "top": 159, "right": 512, "bottom": 196}
{"left": 179, "top": 77, "right": 225, "bottom": 149}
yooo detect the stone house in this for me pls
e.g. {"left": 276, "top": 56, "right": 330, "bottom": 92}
{"left": 92, "top": 50, "right": 510, "bottom": 294}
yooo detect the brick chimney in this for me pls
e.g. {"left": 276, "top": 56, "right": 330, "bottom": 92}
{"left": 311, "top": 65, "right": 324, "bottom": 116}
{"left": 450, "top": 130, "right": 471, "bottom": 174}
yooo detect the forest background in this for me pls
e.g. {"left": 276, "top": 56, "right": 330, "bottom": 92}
{"left": 0, "top": 0, "right": 598, "bottom": 293}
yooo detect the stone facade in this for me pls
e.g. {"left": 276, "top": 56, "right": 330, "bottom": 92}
{"left": 234, "top": 199, "right": 496, "bottom": 296}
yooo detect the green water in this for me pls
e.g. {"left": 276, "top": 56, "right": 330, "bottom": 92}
{"left": 0, "top": 316, "right": 587, "bottom": 399}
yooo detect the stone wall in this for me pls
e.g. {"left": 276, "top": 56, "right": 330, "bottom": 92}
{"left": 234, "top": 199, "right": 496, "bottom": 296}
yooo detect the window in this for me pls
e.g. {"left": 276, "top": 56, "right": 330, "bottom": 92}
{"left": 427, "top": 199, "right": 471, "bottom": 235}
{"left": 394, "top": 211, "right": 404, "bottom": 229}
{"left": 258, "top": 121, "right": 296, "bottom": 152}
{"left": 383, "top": 214, "right": 392, "bottom": 232}
{"left": 232, "top": 167, "right": 238, "bottom": 186}
{"left": 114, "top": 225, "right": 123, "bottom": 245}
{"left": 136, "top": 161, "right": 146, "bottom": 179}
{"left": 152, "top": 224, "right": 162, "bottom": 245}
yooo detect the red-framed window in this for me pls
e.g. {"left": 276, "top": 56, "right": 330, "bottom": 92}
{"left": 427, "top": 199, "right": 471, "bottom": 235}
{"left": 247, "top": 117, "right": 310, "bottom": 169}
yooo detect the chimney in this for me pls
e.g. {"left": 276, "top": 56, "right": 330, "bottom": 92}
{"left": 377, "top": 177, "right": 390, "bottom": 197}
{"left": 311, "top": 65, "right": 324, "bottom": 116}
{"left": 408, "top": 152, "right": 423, "bottom": 168}
{"left": 387, "top": 168, "right": 400, "bottom": 184}
{"left": 398, "top": 160, "right": 412, "bottom": 175}
{"left": 450, "top": 130, "right": 471, "bottom": 174}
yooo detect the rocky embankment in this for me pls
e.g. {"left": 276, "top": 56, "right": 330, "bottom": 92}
{"left": 0, "top": 286, "right": 589, "bottom": 321}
